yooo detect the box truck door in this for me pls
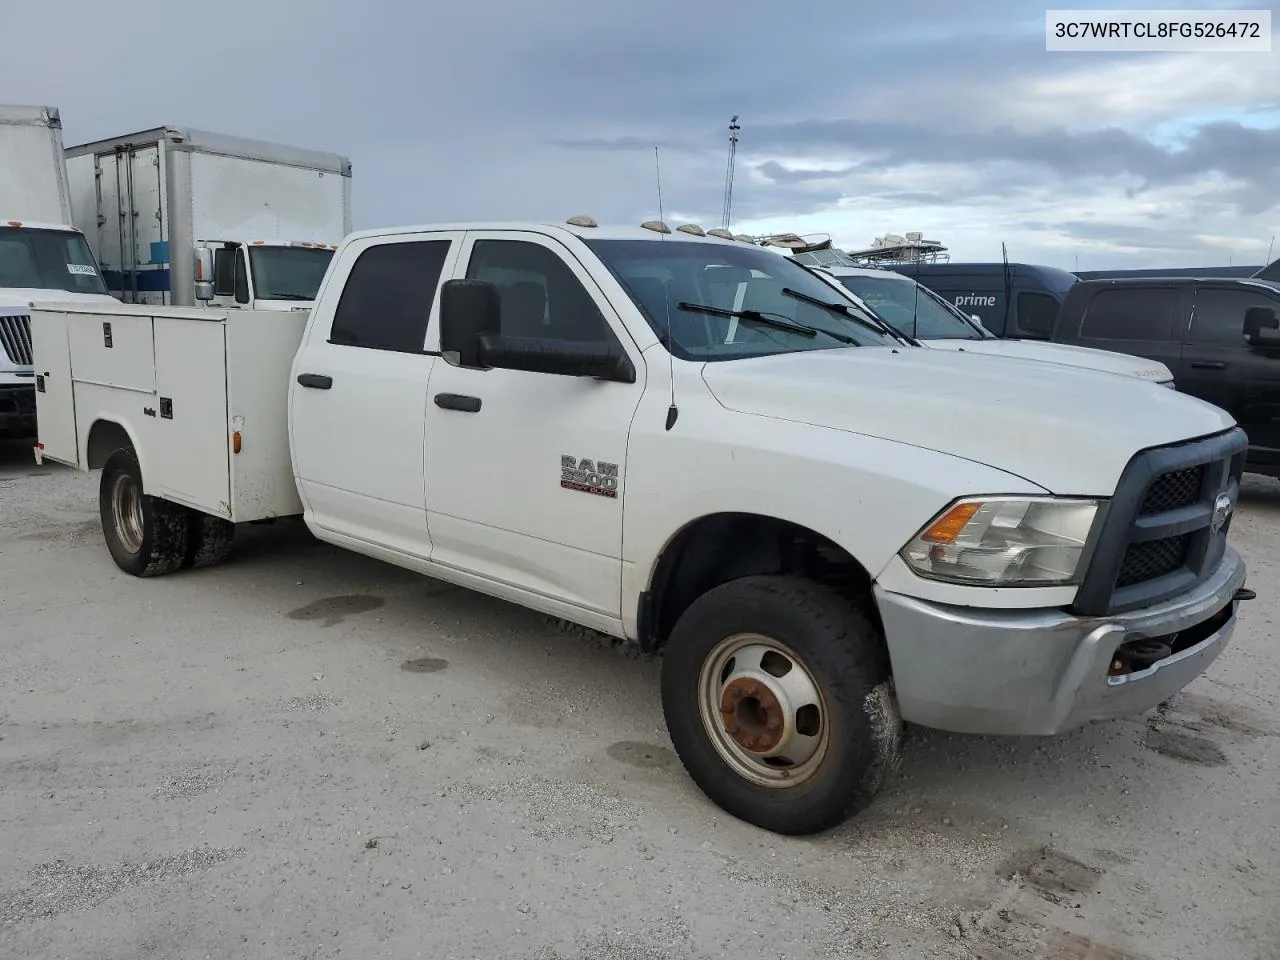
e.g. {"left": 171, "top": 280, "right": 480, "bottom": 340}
{"left": 95, "top": 145, "right": 165, "bottom": 305}
{"left": 28, "top": 308, "right": 79, "bottom": 465}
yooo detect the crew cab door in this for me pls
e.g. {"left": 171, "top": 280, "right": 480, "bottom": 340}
{"left": 289, "top": 231, "right": 463, "bottom": 558}
{"left": 1180, "top": 284, "right": 1280, "bottom": 467}
{"left": 422, "top": 230, "right": 645, "bottom": 618}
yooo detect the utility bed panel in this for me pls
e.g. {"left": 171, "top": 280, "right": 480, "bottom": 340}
{"left": 30, "top": 302, "right": 307, "bottom": 523}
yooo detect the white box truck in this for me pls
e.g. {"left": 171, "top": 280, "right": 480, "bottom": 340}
{"left": 64, "top": 125, "right": 352, "bottom": 311}
{"left": 0, "top": 104, "right": 115, "bottom": 438}
{"left": 29, "top": 218, "right": 1254, "bottom": 836}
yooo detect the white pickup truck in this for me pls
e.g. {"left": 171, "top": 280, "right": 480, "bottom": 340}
{"left": 30, "top": 218, "right": 1253, "bottom": 835}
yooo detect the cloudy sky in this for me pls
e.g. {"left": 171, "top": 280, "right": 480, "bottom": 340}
{"left": 4, "top": 0, "right": 1278, "bottom": 270}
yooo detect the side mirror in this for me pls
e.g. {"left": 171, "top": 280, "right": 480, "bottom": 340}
{"left": 440, "top": 278, "right": 501, "bottom": 367}
{"left": 193, "top": 246, "right": 214, "bottom": 302}
{"left": 1244, "top": 305, "right": 1280, "bottom": 346}
{"left": 477, "top": 334, "right": 636, "bottom": 383}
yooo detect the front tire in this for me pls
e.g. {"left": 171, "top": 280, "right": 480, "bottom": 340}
{"left": 99, "top": 446, "right": 190, "bottom": 577}
{"left": 660, "top": 575, "right": 903, "bottom": 835}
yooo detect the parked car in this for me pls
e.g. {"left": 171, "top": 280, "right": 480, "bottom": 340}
{"left": 1053, "top": 276, "right": 1280, "bottom": 477}
{"left": 884, "top": 262, "right": 1078, "bottom": 339}
{"left": 813, "top": 265, "right": 1173, "bottom": 385}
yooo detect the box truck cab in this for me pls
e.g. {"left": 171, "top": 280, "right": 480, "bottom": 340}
{"left": 194, "top": 238, "right": 339, "bottom": 312}
{"left": 0, "top": 104, "right": 115, "bottom": 437}
{"left": 814, "top": 264, "right": 1174, "bottom": 386}
{"left": 64, "top": 125, "right": 351, "bottom": 310}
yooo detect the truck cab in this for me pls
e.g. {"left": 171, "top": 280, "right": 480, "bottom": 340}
{"left": 196, "top": 239, "right": 338, "bottom": 311}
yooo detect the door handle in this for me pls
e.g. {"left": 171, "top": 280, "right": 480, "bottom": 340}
{"left": 1189, "top": 360, "right": 1227, "bottom": 370}
{"left": 434, "top": 393, "right": 481, "bottom": 412}
{"left": 296, "top": 373, "right": 333, "bottom": 389}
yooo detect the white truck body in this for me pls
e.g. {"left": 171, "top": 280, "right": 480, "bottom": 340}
{"left": 0, "top": 104, "right": 115, "bottom": 437}
{"left": 29, "top": 219, "right": 1252, "bottom": 835}
{"left": 809, "top": 263, "right": 1176, "bottom": 385}
{"left": 64, "top": 126, "right": 352, "bottom": 310}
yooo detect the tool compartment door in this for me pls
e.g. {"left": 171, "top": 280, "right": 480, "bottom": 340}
{"left": 150, "top": 317, "right": 231, "bottom": 516}
{"left": 28, "top": 308, "right": 79, "bottom": 466}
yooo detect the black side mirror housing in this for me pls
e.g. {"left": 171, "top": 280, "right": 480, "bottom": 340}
{"left": 440, "top": 279, "right": 501, "bottom": 367}
{"left": 1244, "top": 305, "right": 1280, "bottom": 346}
{"left": 477, "top": 334, "right": 636, "bottom": 383}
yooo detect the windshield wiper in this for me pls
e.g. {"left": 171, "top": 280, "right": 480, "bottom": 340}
{"left": 677, "top": 301, "right": 856, "bottom": 343}
{"left": 264, "top": 292, "right": 314, "bottom": 301}
{"left": 779, "top": 287, "right": 911, "bottom": 343}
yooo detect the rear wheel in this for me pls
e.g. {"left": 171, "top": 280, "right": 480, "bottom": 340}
{"left": 661, "top": 575, "right": 902, "bottom": 835}
{"left": 99, "top": 446, "right": 190, "bottom": 577}
{"left": 183, "top": 512, "right": 235, "bottom": 569}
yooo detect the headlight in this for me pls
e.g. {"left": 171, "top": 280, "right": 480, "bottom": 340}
{"left": 901, "top": 497, "right": 1100, "bottom": 586}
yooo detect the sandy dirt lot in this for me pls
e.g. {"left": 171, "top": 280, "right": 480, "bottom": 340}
{"left": 1, "top": 437, "right": 1277, "bottom": 960}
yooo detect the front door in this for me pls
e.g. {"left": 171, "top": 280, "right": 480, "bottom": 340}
{"left": 422, "top": 230, "right": 646, "bottom": 618}
{"left": 289, "top": 231, "right": 463, "bottom": 559}
{"left": 1179, "top": 284, "right": 1280, "bottom": 469}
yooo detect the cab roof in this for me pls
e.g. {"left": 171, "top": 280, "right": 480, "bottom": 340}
{"left": 343, "top": 219, "right": 757, "bottom": 247}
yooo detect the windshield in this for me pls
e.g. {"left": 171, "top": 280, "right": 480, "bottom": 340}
{"left": 832, "top": 272, "right": 983, "bottom": 341}
{"left": 584, "top": 239, "right": 899, "bottom": 361}
{"left": 0, "top": 227, "right": 109, "bottom": 295}
{"left": 247, "top": 246, "right": 334, "bottom": 301}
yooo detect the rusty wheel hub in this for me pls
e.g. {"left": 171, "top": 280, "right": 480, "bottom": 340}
{"left": 719, "top": 677, "right": 785, "bottom": 753}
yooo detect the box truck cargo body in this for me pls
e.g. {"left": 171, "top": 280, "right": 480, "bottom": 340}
{"left": 65, "top": 126, "right": 352, "bottom": 309}
{"left": 0, "top": 104, "right": 113, "bottom": 437}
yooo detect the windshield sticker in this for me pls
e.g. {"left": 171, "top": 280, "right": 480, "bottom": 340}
{"left": 67, "top": 264, "right": 98, "bottom": 276}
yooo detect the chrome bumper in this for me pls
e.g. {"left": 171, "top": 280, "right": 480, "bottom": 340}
{"left": 873, "top": 547, "right": 1247, "bottom": 736}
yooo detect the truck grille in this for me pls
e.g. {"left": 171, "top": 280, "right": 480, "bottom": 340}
{"left": 1073, "top": 428, "right": 1248, "bottom": 616}
{"left": 0, "top": 314, "right": 33, "bottom": 365}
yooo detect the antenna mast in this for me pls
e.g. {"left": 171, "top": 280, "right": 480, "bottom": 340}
{"left": 721, "top": 115, "right": 741, "bottom": 230}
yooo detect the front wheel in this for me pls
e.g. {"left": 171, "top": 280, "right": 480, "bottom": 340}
{"left": 660, "top": 575, "right": 903, "bottom": 835}
{"left": 99, "top": 446, "right": 190, "bottom": 577}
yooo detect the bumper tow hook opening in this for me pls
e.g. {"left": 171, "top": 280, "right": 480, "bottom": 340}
{"left": 1111, "top": 638, "right": 1173, "bottom": 676}
{"left": 1234, "top": 587, "right": 1256, "bottom": 602}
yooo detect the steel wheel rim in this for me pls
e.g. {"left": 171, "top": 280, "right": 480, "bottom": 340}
{"left": 697, "top": 632, "right": 830, "bottom": 788}
{"left": 111, "top": 472, "right": 144, "bottom": 555}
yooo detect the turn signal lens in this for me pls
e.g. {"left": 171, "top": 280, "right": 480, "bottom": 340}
{"left": 232, "top": 431, "right": 242, "bottom": 454}
{"left": 920, "top": 502, "right": 982, "bottom": 543}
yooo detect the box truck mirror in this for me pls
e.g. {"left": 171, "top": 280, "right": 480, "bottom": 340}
{"left": 194, "top": 246, "right": 215, "bottom": 301}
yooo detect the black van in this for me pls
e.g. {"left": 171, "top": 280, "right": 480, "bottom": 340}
{"left": 885, "top": 262, "right": 1078, "bottom": 339}
{"left": 1053, "top": 276, "right": 1280, "bottom": 477}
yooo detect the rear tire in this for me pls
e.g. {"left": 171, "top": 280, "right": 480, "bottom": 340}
{"left": 660, "top": 575, "right": 903, "bottom": 835}
{"left": 183, "top": 512, "right": 235, "bottom": 569}
{"left": 99, "top": 446, "right": 190, "bottom": 577}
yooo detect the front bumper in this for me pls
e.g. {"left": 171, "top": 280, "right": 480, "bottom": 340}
{"left": 873, "top": 546, "right": 1247, "bottom": 736}
{"left": 0, "top": 382, "right": 36, "bottom": 434}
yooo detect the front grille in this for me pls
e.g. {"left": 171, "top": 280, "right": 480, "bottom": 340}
{"left": 1116, "top": 535, "right": 1190, "bottom": 587}
{"left": 0, "top": 314, "right": 33, "bottom": 365}
{"left": 1073, "top": 427, "right": 1248, "bottom": 616}
{"left": 1139, "top": 465, "right": 1203, "bottom": 515}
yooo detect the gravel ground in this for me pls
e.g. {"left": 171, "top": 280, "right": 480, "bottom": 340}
{"left": 1, "top": 436, "right": 1277, "bottom": 960}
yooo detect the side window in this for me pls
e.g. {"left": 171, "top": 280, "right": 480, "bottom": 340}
{"left": 213, "top": 248, "right": 236, "bottom": 297}
{"left": 1017, "top": 292, "right": 1059, "bottom": 338}
{"left": 329, "top": 240, "right": 450, "bottom": 352}
{"left": 1189, "top": 288, "right": 1276, "bottom": 346}
{"left": 1080, "top": 288, "right": 1178, "bottom": 341}
{"left": 465, "top": 239, "right": 612, "bottom": 342}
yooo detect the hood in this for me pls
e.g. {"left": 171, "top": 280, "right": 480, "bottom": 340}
{"left": 699, "top": 347, "right": 1233, "bottom": 495}
{"left": 925, "top": 337, "right": 1172, "bottom": 383}
{"left": 0, "top": 289, "right": 118, "bottom": 312}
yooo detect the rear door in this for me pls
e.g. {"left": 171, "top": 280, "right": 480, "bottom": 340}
{"left": 289, "top": 231, "right": 462, "bottom": 559}
{"left": 1180, "top": 284, "right": 1280, "bottom": 465}
{"left": 1070, "top": 284, "right": 1186, "bottom": 375}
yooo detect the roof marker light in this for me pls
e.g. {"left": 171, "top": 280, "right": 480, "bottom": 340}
{"left": 706, "top": 228, "right": 735, "bottom": 240}
{"left": 676, "top": 224, "right": 706, "bottom": 236}
{"left": 641, "top": 220, "right": 671, "bottom": 234}
{"left": 566, "top": 215, "right": 598, "bottom": 227}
